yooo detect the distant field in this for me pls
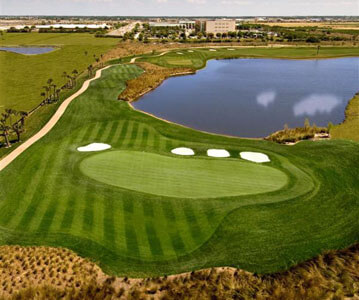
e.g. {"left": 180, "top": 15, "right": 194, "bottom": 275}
{"left": 0, "top": 64, "right": 358, "bottom": 278}
{"left": 258, "top": 22, "right": 359, "bottom": 30}
{"left": 0, "top": 33, "right": 119, "bottom": 111}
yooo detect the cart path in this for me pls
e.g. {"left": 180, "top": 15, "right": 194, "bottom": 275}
{"left": 0, "top": 65, "right": 114, "bottom": 172}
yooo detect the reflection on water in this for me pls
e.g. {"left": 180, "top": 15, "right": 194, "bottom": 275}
{"left": 257, "top": 90, "right": 277, "bottom": 107}
{"left": 294, "top": 94, "right": 342, "bottom": 116}
{"left": 133, "top": 58, "right": 359, "bottom": 137}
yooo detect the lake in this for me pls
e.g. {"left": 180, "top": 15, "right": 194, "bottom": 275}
{"left": 133, "top": 58, "right": 359, "bottom": 138}
{"left": 0, "top": 47, "right": 55, "bottom": 55}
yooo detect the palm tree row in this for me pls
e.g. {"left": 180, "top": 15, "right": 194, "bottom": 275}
{"left": 0, "top": 109, "right": 27, "bottom": 148}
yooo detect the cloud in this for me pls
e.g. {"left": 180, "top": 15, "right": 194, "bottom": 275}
{"left": 256, "top": 90, "right": 276, "bottom": 107}
{"left": 72, "top": 0, "right": 113, "bottom": 2}
{"left": 293, "top": 94, "right": 341, "bottom": 116}
{"left": 186, "top": 0, "right": 207, "bottom": 4}
{"left": 221, "top": 0, "right": 252, "bottom": 5}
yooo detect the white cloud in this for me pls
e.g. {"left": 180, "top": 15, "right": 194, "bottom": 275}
{"left": 293, "top": 94, "right": 341, "bottom": 116}
{"left": 256, "top": 90, "right": 276, "bottom": 107}
{"left": 221, "top": 0, "right": 252, "bottom": 5}
{"left": 186, "top": 0, "right": 207, "bottom": 4}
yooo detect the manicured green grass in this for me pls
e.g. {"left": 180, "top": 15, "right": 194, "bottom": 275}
{"left": 79, "top": 150, "right": 288, "bottom": 198}
{"left": 0, "top": 33, "right": 119, "bottom": 111}
{"left": 331, "top": 93, "right": 359, "bottom": 142}
{"left": 0, "top": 64, "right": 358, "bottom": 278}
{"left": 137, "top": 46, "right": 359, "bottom": 69}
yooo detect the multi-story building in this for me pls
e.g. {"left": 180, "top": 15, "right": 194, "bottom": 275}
{"left": 205, "top": 19, "right": 236, "bottom": 34}
{"left": 179, "top": 20, "right": 196, "bottom": 30}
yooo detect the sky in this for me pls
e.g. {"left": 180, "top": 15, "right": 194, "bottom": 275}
{"left": 0, "top": 0, "right": 358, "bottom": 16}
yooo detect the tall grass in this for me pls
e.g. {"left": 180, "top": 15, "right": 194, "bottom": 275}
{"left": 3, "top": 244, "right": 359, "bottom": 299}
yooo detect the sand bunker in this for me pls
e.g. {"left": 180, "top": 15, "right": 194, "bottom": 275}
{"left": 77, "top": 143, "right": 111, "bottom": 152}
{"left": 207, "top": 149, "right": 230, "bottom": 158}
{"left": 209, "top": 49, "right": 217, "bottom": 52}
{"left": 227, "top": 48, "right": 235, "bottom": 51}
{"left": 188, "top": 50, "right": 194, "bottom": 52}
{"left": 171, "top": 147, "right": 195, "bottom": 156}
{"left": 177, "top": 52, "right": 184, "bottom": 55}
{"left": 240, "top": 152, "right": 270, "bottom": 163}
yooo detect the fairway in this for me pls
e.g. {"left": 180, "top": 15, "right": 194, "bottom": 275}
{"left": 79, "top": 150, "right": 287, "bottom": 198}
{"left": 0, "top": 62, "right": 358, "bottom": 278}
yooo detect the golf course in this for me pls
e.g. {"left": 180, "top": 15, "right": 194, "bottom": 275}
{"left": 0, "top": 49, "right": 358, "bottom": 279}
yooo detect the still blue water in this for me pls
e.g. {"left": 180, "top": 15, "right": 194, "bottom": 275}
{"left": 133, "top": 58, "right": 359, "bottom": 137}
{"left": 0, "top": 47, "right": 55, "bottom": 55}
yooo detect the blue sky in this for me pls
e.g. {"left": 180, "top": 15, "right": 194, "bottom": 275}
{"left": 1, "top": 0, "right": 358, "bottom": 16}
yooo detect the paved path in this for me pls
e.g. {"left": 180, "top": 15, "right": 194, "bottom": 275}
{"left": 0, "top": 65, "right": 113, "bottom": 172}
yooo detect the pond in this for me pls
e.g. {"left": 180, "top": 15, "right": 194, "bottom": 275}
{"left": 133, "top": 58, "right": 359, "bottom": 138}
{"left": 0, "top": 47, "right": 55, "bottom": 55}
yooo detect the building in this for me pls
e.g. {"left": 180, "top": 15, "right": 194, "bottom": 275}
{"left": 149, "top": 22, "right": 179, "bottom": 28}
{"left": 179, "top": 20, "right": 196, "bottom": 30}
{"left": 205, "top": 19, "right": 236, "bottom": 34}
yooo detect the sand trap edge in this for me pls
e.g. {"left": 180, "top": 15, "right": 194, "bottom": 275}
{"left": 77, "top": 143, "right": 112, "bottom": 152}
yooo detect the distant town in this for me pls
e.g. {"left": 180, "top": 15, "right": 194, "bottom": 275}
{"left": 1, "top": 16, "right": 358, "bottom": 46}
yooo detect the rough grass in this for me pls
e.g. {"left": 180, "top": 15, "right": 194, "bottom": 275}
{"left": 2, "top": 243, "right": 359, "bottom": 299}
{"left": 0, "top": 32, "right": 119, "bottom": 111}
{"left": 118, "top": 62, "right": 192, "bottom": 102}
{"left": 79, "top": 150, "right": 288, "bottom": 198}
{"left": 331, "top": 93, "right": 359, "bottom": 142}
{"left": 0, "top": 64, "right": 358, "bottom": 278}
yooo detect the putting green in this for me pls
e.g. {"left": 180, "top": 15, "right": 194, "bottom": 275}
{"left": 79, "top": 150, "right": 288, "bottom": 198}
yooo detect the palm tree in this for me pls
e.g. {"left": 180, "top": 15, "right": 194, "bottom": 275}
{"left": 41, "top": 91, "right": 47, "bottom": 104}
{"left": 72, "top": 69, "right": 79, "bottom": 86}
{"left": 0, "top": 116, "right": 11, "bottom": 148}
{"left": 18, "top": 111, "right": 28, "bottom": 126}
{"left": 12, "top": 121, "right": 23, "bottom": 142}
{"left": 55, "top": 89, "right": 61, "bottom": 101}
{"left": 42, "top": 86, "right": 50, "bottom": 103}
{"left": 87, "top": 65, "right": 93, "bottom": 78}
{"left": 62, "top": 71, "right": 69, "bottom": 88}
{"left": 5, "top": 109, "right": 16, "bottom": 124}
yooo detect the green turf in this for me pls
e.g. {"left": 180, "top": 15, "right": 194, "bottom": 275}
{"left": 134, "top": 46, "right": 359, "bottom": 69}
{"left": 0, "top": 62, "right": 358, "bottom": 279}
{"left": 331, "top": 93, "right": 359, "bottom": 142}
{"left": 79, "top": 150, "right": 288, "bottom": 198}
{"left": 0, "top": 33, "right": 119, "bottom": 111}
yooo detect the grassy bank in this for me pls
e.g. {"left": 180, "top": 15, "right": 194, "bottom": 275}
{"left": 331, "top": 93, "right": 359, "bottom": 142}
{"left": 0, "top": 33, "right": 119, "bottom": 111}
{"left": 0, "top": 64, "right": 358, "bottom": 278}
{"left": 136, "top": 46, "right": 359, "bottom": 69}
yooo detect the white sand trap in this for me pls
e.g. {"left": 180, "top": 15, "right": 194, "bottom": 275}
{"left": 207, "top": 149, "right": 230, "bottom": 158}
{"left": 188, "top": 50, "right": 194, "bottom": 52}
{"left": 240, "top": 152, "right": 270, "bottom": 163}
{"left": 227, "top": 48, "right": 235, "bottom": 51}
{"left": 177, "top": 52, "right": 184, "bottom": 55}
{"left": 209, "top": 49, "right": 217, "bottom": 52}
{"left": 171, "top": 147, "right": 195, "bottom": 156}
{"left": 77, "top": 143, "right": 111, "bottom": 152}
